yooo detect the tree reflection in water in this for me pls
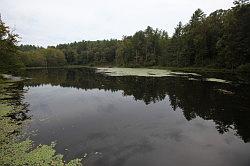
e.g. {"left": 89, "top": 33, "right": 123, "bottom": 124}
{"left": 21, "top": 67, "right": 250, "bottom": 143}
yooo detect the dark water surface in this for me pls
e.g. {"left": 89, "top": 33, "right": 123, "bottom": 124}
{"left": 20, "top": 68, "right": 250, "bottom": 166}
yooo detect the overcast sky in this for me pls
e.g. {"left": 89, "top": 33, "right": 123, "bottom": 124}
{"left": 0, "top": 0, "right": 234, "bottom": 47}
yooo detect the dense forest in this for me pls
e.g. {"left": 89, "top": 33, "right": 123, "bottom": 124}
{"left": 1, "top": 0, "right": 250, "bottom": 71}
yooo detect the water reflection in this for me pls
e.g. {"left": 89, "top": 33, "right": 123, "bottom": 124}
{"left": 20, "top": 68, "right": 250, "bottom": 166}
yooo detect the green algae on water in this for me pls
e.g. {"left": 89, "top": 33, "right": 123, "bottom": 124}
{"left": 205, "top": 78, "right": 231, "bottom": 84}
{"left": 96, "top": 67, "right": 201, "bottom": 77}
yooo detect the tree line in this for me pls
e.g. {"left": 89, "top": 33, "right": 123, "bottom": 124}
{"left": 1, "top": 0, "right": 250, "bottom": 71}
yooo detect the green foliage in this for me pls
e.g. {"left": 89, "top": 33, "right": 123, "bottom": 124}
{"left": 107, "top": 26, "right": 168, "bottom": 67}
{"left": 57, "top": 40, "right": 118, "bottom": 66}
{"left": 217, "top": 1, "right": 250, "bottom": 69}
{"left": 2, "top": 1, "right": 250, "bottom": 71}
{"left": 42, "top": 1, "right": 249, "bottom": 70}
{"left": 19, "top": 44, "right": 42, "bottom": 52}
{"left": 0, "top": 17, "right": 23, "bottom": 69}
{"left": 18, "top": 48, "right": 66, "bottom": 67}
{"left": 160, "top": 2, "right": 250, "bottom": 69}
{"left": 42, "top": 48, "right": 67, "bottom": 67}
{"left": 18, "top": 50, "right": 46, "bottom": 67}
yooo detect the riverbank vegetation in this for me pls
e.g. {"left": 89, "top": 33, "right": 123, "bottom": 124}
{"left": 0, "top": 0, "right": 246, "bottom": 73}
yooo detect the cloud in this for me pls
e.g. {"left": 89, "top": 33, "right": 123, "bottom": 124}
{"left": 0, "top": 0, "right": 233, "bottom": 46}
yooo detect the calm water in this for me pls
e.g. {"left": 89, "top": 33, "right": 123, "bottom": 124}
{"left": 20, "top": 68, "right": 250, "bottom": 166}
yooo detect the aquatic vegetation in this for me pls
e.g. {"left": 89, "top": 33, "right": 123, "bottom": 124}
{"left": 96, "top": 68, "right": 234, "bottom": 85}
{"left": 187, "top": 77, "right": 232, "bottom": 84}
{"left": 1, "top": 74, "right": 23, "bottom": 82}
{"left": 96, "top": 67, "right": 200, "bottom": 77}
{"left": 215, "top": 89, "right": 234, "bottom": 95}
{"left": 0, "top": 140, "right": 82, "bottom": 166}
{"left": 205, "top": 78, "right": 231, "bottom": 84}
{"left": 0, "top": 78, "right": 82, "bottom": 166}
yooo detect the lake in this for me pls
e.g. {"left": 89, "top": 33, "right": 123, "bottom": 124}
{"left": 19, "top": 67, "right": 250, "bottom": 166}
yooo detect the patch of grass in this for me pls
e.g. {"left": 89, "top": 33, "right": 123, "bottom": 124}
{"left": 0, "top": 77, "right": 82, "bottom": 166}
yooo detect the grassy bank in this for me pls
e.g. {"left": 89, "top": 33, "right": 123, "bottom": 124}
{"left": 0, "top": 76, "right": 82, "bottom": 166}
